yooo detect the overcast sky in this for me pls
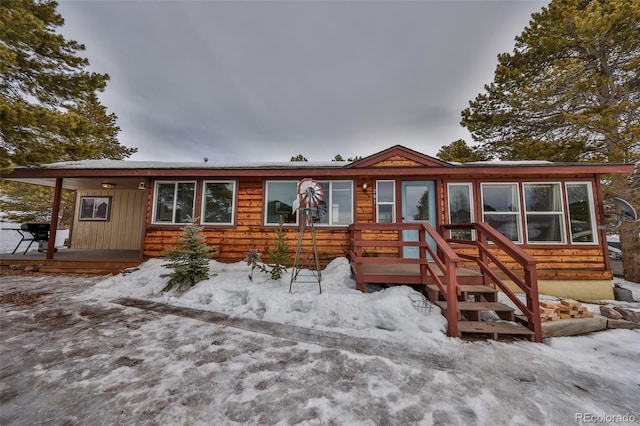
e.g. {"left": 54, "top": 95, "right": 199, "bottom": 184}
{"left": 57, "top": 0, "right": 548, "bottom": 163}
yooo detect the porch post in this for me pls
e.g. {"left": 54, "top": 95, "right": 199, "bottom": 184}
{"left": 47, "top": 178, "right": 63, "bottom": 259}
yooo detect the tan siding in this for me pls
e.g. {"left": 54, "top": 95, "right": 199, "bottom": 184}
{"left": 71, "top": 190, "right": 144, "bottom": 249}
{"left": 371, "top": 155, "right": 423, "bottom": 167}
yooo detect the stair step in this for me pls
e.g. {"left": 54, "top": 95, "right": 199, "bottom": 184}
{"left": 426, "top": 285, "right": 498, "bottom": 302}
{"left": 435, "top": 301, "right": 515, "bottom": 321}
{"left": 458, "top": 321, "right": 534, "bottom": 340}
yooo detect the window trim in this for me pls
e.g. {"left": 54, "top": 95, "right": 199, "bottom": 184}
{"left": 447, "top": 182, "right": 474, "bottom": 240}
{"left": 480, "top": 182, "right": 523, "bottom": 243}
{"left": 151, "top": 180, "right": 197, "bottom": 225}
{"left": 376, "top": 180, "right": 396, "bottom": 223}
{"left": 565, "top": 181, "right": 599, "bottom": 245}
{"left": 79, "top": 196, "right": 111, "bottom": 221}
{"left": 522, "top": 182, "right": 566, "bottom": 244}
{"left": 201, "top": 180, "right": 237, "bottom": 226}
{"left": 263, "top": 179, "right": 354, "bottom": 226}
{"left": 314, "top": 180, "right": 354, "bottom": 227}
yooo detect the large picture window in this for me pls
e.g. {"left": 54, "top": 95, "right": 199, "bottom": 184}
{"left": 264, "top": 180, "right": 354, "bottom": 226}
{"left": 152, "top": 181, "right": 196, "bottom": 224}
{"left": 481, "top": 183, "right": 522, "bottom": 242}
{"left": 202, "top": 181, "right": 236, "bottom": 225}
{"left": 265, "top": 181, "right": 298, "bottom": 224}
{"left": 523, "top": 183, "right": 565, "bottom": 243}
{"left": 566, "top": 182, "right": 597, "bottom": 243}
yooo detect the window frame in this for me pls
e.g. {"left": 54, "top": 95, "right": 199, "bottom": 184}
{"left": 151, "top": 180, "right": 197, "bottom": 225}
{"left": 263, "top": 179, "right": 354, "bottom": 226}
{"left": 480, "top": 182, "right": 523, "bottom": 243}
{"left": 201, "top": 180, "right": 237, "bottom": 226}
{"left": 314, "top": 180, "right": 354, "bottom": 227}
{"left": 376, "top": 180, "right": 396, "bottom": 223}
{"left": 79, "top": 196, "right": 111, "bottom": 221}
{"left": 522, "top": 182, "right": 566, "bottom": 244}
{"left": 565, "top": 181, "right": 598, "bottom": 245}
{"left": 447, "top": 182, "right": 474, "bottom": 240}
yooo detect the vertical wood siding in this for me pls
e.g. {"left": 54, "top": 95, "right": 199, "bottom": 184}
{"left": 71, "top": 190, "right": 144, "bottom": 249}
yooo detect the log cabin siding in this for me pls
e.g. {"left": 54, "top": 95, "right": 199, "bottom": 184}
{"left": 143, "top": 176, "right": 352, "bottom": 264}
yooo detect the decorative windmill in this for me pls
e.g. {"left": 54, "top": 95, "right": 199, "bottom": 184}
{"left": 289, "top": 178, "right": 323, "bottom": 293}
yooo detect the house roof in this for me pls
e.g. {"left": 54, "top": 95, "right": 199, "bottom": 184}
{"left": 1, "top": 145, "right": 633, "bottom": 187}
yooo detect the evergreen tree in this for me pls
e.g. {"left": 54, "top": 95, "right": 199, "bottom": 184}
{"left": 1, "top": 0, "right": 136, "bottom": 172}
{"left": 436, "top": 139, "right": 489, "bottom": 163}
{"left": 161, "top": 217, "right": 216, "bottom": 292}
{"left": 290, "top": 154, "right": 308, "bottom": 162}
{"left": 461, "top": 0, "right": 639, "bottom": 168}
{"left": 260, "top": 215, "right": 291, "bottom": 280}
{"left": 1, "top": 0, "right": 136, "bottom": 224}
{"left": 460, "top": 0, "right": 639, "bottom": 281}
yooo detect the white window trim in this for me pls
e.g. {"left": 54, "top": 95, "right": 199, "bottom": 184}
{"left": 522, "top": 182, "right": 566, "bottom": 244}
{"left": 201, "top": 180, "right": 236, "bottom": 225}
{"left": 314, "top": 180, "right": 354, "bottom": 227}
{"left": 565, "top": 181, "right": 599, "bottom": 245}
{"left": 151, "top": 180, "right": 196, "bottom": 225}
{"left": 264, "top": 180, "right": 298, "bottom": 226}
{"left": 480, "top": 182, "right": 523, "bottom": 243}
{"left": 376, "top": 180, "right": 396, "bottom": 223}
{"left": 447, "top": 182, "right": 474, "bottom": 239}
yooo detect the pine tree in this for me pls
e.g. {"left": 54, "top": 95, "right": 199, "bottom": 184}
{"left": 459, "top": 0, "right": 640, "bottom": 282}
{"left": 1, "top": 0, "right": 137, "bottom": 172}
{"left": 161, "top": 217, "right": 216, "bottom": 292}
{"left": 260, "top": 215, "right": 291, "bottom": 280}
{"left": 436, "top": 139, "right": 489, "bottom": 163}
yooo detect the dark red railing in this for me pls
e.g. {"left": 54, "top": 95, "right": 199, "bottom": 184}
{"left": 349, "top": 223, "right": 461, "bottom": 337}
{"left": 442, "top": 222, "right": 542, "bottom": 342}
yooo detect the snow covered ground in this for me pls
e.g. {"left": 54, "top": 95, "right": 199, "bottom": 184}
{"left": 1, "top": 258, "right": 638, "bottom": 425}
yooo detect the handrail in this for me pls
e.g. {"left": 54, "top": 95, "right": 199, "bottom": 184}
{"left": 442, "top": 222, "right": 542, "bottom": 342}
{"left": 349, "top": 222, "right": 461, "bottom": 337}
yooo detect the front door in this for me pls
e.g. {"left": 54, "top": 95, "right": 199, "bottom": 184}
{"left": 401, "top": 181, "right": 436, "bottom": 258}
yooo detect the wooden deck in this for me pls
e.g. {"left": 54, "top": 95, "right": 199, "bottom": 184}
{"left": 0, "top": 249, "right": 142, "bottom": 274}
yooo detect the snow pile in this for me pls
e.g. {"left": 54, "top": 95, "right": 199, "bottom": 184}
{"left": 86, "top": 257, "right": 449, "bottom": 348}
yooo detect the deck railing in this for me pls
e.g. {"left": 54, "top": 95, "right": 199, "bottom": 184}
{"left": 348, "top": 223, "right": 462, "bottom": 337}
{"left": 442, "top": 222, "right": 542, "bottom": 342}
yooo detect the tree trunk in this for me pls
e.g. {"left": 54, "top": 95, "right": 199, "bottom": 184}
{"left": 619, "top": 221, "right": 640, "bottom": 283}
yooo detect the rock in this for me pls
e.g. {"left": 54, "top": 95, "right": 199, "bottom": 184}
{"left": 599, "top": 306, "right": 623, "bottom": 320}
{"left": 613, "top": 307, "right": 640, "bottom": 323}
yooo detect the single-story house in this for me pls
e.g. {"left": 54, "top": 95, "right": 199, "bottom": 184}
{"left": 1, "top": 145, "right": 633, "bottom": 341}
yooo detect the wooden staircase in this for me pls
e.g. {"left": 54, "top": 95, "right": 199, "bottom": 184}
{"left": 426, "top": 284, "right": 535, "bottom": 341}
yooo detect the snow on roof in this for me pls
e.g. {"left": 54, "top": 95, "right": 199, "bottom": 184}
{"left": 464, "top": 160, "right": 554, "bottom": 165}
{"left": 37, "top": 159, "right": 350, "bottom": 170}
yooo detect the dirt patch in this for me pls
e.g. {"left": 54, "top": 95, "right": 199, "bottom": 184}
{"left": 0, "top": 290, "right": 50, "bottom": 306}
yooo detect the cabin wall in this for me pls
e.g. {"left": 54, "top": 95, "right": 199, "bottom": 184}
{"left": 71, "top": 190, "right": 145, "bottom": 249}
{"left": 143, "top": 177, "right": 354, "bottom": 264}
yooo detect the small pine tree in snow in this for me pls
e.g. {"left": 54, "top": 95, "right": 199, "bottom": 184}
{"left": 260, "top": 215, "right": 291, "bottom": 280}
{"left": 161, "top": 216, "right": 216, "bottom": 292}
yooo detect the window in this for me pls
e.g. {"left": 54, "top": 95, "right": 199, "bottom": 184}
{"left": 202, "top": 181, "right": 236, "bottom": 225}
{"left": 447, "top": 183, "right": 473, "bottom": 240}
{"left": 79, "top": 196, "right": 110, "bottom": 221}
{"left": 152, "top": 181, "right": 196, "bottom": 224}
{"left": 376, "top": 180, "right": 395, "bottom": 223}
{"left": 481, "top": 183, "right": 522, "bottom": 242}
{"left": 566, "top": 182, "right": 597, "bottom": 243}
{"left": 314, "top": 181, "right": 353, "bottom": 226}
{"left": 523, "top": 183, "right": 565, "bottom": 243}
{"left": 265, "top": 181, "right": 298, "bottom": 224}
{"left": 264, "top": 180, "right": 353, "bottom": 226}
